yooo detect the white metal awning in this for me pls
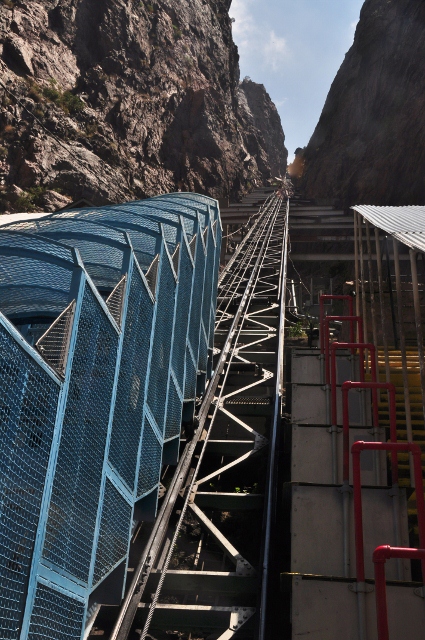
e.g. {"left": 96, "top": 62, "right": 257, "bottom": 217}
{"left": 351, "top": 205, "right": 425, "bottom": 253}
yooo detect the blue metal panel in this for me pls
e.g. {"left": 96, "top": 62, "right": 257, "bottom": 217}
{"left": 41, "top": 284, "right": 119, "bottom": 583}
{"left": 0, "top": 322, "right": 60, "bottom": 640}
{"left": 146, "top": 247, "right": 176, "bottom": 435}
{"left": 0, "top": 193, "right": 221, "bottom": 640}
{"left": 27, "top": 582, "right": 85, "bottom": 640}
{"left": 107, "top": 264, "right": 154, "bottom": 492}
{"left": 92, "top": 479, "right": 132, "bottom": 587}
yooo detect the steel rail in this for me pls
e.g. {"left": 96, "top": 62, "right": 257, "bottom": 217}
{"left": 138, "top": 200, "right": 282, "bottom": 640}
{"left": 258, "top": 197, "right": 290, "bottom": 640}
{"left": 215, "top": 197, "right": 281, "bottom": 325}
{"left": 110, "top": 193, "right": 283, "bottom": 640}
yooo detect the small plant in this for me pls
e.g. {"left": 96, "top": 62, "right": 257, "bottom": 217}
{"left": 42, "top": 79, "right": 84, "bottom": 115}
{"left": 172, "top": 24, "right": 182, "bottom": 40}
{"left": 27, "top": 81, "right": 42, "bottom": 103}
{"left": 288, "top": 321, "right": 305, "bottom": 338}
{"left": 0, "top": 146, "right": 7, "bottom": 159}
{"left": 1, "top": 0, "right": 15, "bottom": 8}
{"left": 14, "top": 186, "right": 48, "bottom": 212}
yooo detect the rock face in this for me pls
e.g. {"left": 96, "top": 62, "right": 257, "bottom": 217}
{"left": 302, "top": 0, "right": 425, "bottom": 207}
{"left": 0, "top": 0, "right": 287, "bottom": 212}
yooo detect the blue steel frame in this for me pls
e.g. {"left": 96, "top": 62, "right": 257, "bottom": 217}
{"left": 0, "top": 194, "right": 221, "bottom": 640}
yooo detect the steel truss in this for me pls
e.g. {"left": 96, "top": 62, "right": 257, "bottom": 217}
{"left": 106, "top": 194, "right": 289, "bottom": 640}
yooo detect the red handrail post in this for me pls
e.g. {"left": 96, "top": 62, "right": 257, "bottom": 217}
{"left": 319, "top": 295, "right": 354, "bottom": 354}
{"left": 324, "top": 316, "right": 364, "bottom": 385}
{"left": 343, "top": 382, "right": 398, "bottom": 483}
{"left": 331, "top": 343, "right": 376, "bottom": 429}
{"left": 373, "top": 545, "right": 425, "bottom": 640}
{"left": 352, "top": 442, "right": 425, "bottom": 585}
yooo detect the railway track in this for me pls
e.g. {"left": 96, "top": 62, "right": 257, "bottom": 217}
{"left": 91, "top": 192, "right": 289, "bottom": 639}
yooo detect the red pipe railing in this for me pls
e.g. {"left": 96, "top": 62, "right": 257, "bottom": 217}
{"left": 324, "top": 316, "right": 364, "bottom": 384}
{"left": 351, "top": 441, "right": 425, "bottom": 584}
{"left": 331, "top": 342, "right": 375, "bottom": 428}
{"left": 342, "top": 382, "right": 397, "bottom": 484}
{"left": 319, "top": 295, "right": 354, "bottom": 354}
{"left": 373, "top": 545, "right": 425, "bottom": 640}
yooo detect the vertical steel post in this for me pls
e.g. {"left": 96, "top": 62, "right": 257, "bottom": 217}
{"left": 374, "top": 228, "right": 391, "bottom": 384}
{"left": 365, "top": 221, "right": 378, "bottom": 372}
{"left": 354, "top": 212, "right": 361, "bottom": 320}
{"left": 384, "top": 236, "right": 398, "bottom": 349}
{"left": 409, "top": 249, "right": 425, "bottom": 425}
{"left": 393, "top": 238, "right": 414, "bottom": 485}
{"left": 358, "top": 218, "right": 369, "bottom": 379}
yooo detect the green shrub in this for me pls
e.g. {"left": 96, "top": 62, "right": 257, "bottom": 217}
{"left": 42, "top": 79, "right": 84, "bottom": 114}
{"left": 288, "top": 321, "right": 305, "bottom": 338}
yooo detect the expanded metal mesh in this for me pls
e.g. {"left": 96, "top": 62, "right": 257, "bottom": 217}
{"left": 108, "top": 268, "right": 153, "bottom": 491}
{"left": 146, "top": 254, "right": 175, "bottom": 433}
{"left": 0, "top": 192, "right": 222, "bottom": 639}
{"left": 187, "top": 234, "right": 206, "bottom": 369}
{"left": 42, "top": 286, "right": 118, "bottom": 583}
{"left": 184, "top": 346, "right": 197, "bottom": 402}
{"left": 145, "top": 255, "right": 159, "bottom": 297}
{"left": 137, "top": 417, "right": 162, "bottom": 498}
{"left": 35, "top": 301, "right": 75, "bottom": 376}
{"left": 164, "top": 378, "right": 182, "bottom": 441}
{"left": 92, "top": 480, "right": 132, "bottom": 586}
{"left": 27, "top": 583, "right": 84, "bottom": 640}
{"left": 171, "top": 240, "right": 193, "bottom": 390}
{"left": 106, "top": 276, "right": 126, "bottom": 326}
{"left": 0, "top": 324, "right": 59, "bottom": 640}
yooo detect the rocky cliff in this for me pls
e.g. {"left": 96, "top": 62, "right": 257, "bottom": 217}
{"left": 0, "top": 0, "right": 287, "bottom": 212}
{"left": 302, "top": 0, "right": 425, "bottom": 207}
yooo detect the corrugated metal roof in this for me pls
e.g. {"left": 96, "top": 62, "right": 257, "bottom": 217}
{"left": 351, "top": 205, "right": 425, "bottom": 253}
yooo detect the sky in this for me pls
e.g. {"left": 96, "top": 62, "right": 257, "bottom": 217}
{"left": 230, "top": 0, "right": 365, "bottom": 162}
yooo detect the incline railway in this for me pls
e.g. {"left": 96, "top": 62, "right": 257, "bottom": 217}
{"left": 1, "top": 185, "right": 425, "bottom": 639}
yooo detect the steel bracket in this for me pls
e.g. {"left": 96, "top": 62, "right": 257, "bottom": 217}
{"left": 348, "top": 582, "right": 374, "bottom": 594}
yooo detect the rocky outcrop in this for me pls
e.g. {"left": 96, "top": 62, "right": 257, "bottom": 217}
{"left": 302, "top": 0, "right": 425, "bottom": 207}
{"left": 0, "top": 0, "right": 287, "bottom": 212}
{"left": 238, "top": 78, "right": 287, "bottom": 179}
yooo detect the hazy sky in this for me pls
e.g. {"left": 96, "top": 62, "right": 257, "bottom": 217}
{"left": 230, "top": 0, "right": 365, "bottom": 161}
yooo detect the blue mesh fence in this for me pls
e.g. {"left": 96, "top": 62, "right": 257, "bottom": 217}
{"left": 92, "top": 480, "right": 132, "bottom": 586}
{"left": 171, "top": 239, "right": 193, "bottom": 392}
{"left": 42, "top": 285, "right": 118, "bottom": 583}
{"left": 146, "top": 252, "right": 176, "bottom": 434}
{"left": 187, "top": 234, "right": 206, "bottom": 372}
{"left": 0, "top": 323, "right": 59, "bottom": 640}
{"left": 137, "top": 416, "right": 162, "bottom": 499}
{"left": 108, "top": 267, "right": 154, "bottom": 491}
{"left": 27, "top": 583, "right": 85, "bottom": 640}
{"left": 0, "top": 193, "right": 221, "bottom": 639}
{"left": 164, "top": 378, "right": 183, "bottom": 441}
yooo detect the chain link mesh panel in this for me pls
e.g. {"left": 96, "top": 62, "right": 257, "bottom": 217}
{"left": 137, "top": 416, "right": 162, "bottom": 499}
{"left": 187, "top": 234, "right": 206, "bottom": 370}
{"left": 42, "top": 286, "right": 118, "bottom": 583}
{"left": 0, "top": 324, "right": 59, "bottom": 640}
{"left": 184, "top": 346, "right": 197, "bottom": 402}
{"left": 171, "top": 240, "right": 193, "bottom": 391}
{"left": 108, "top": 268, "right": 153, "bottom": 491}
{"left": 92, "top": 480, "right": 132, "bottom": 586}
{"left": 146, "top": 254, "right": 175, "bottom": 433}
{"left": 27, "top": 583, "right": 85, "bottom": 640}
{"left": 164, "top": 378, "right": 182, "bottom": 441}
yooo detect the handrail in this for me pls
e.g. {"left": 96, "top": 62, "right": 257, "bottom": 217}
{"left": 319, "top": 294, "right": 354, "bottom": 353}
{"left": 324, "top": 315, "right": 364, "bottom": 384}
{"left": 373, "top": 545, "right": 425, "bottom": 640}
{"left": 330, "top": 342, "right": 374, "bottom": 428}
{"left": 351, "top": 441, "right": 425, "bottom": 584}
{"left": 343, "top": 382, "right": 397, "bottom": 484}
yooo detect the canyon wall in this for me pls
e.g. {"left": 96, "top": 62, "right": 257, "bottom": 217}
{"left": 302, "top": 0, "right": 425, "bottom": 207}
{"left": 0, "top": 0, "right": 287, "bottom": 212}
